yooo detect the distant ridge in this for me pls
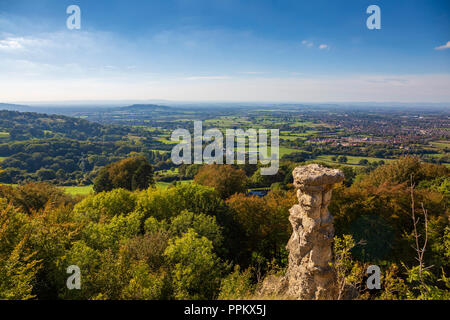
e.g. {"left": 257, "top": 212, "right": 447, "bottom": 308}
{"left": 115, "top": 104, "right": 174, "bottom": 112}
{"left": 0, "top": 103, "right": 34, "bottom": 112}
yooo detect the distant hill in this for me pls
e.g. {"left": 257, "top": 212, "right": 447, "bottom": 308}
{"left": 0, "top": 109, "right": 114, "bottom": 141}
{"left": 115, "top": 104, "right": 174, "bottom": 112}
{"left": 0, "top": 103, "right": 34, "bottom": 112}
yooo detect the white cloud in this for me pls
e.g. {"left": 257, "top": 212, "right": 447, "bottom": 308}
{"left": 435, "top": 41, "right": 450, "bottom": 50}
{"left": 0, "top": 36, "right": 53, "bottom": 51}
{"left": 0, "top": 37, "right": 23, "bottom": 50}
{"left": 302, "top": 41, "right": 330, "bottom": 50}
{"left": 301, "top": 40, "right": 314, "bottom": 48}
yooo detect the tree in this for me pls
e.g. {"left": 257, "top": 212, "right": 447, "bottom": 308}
{"left": 93, "top": 156, "right": 154, "bottom": 193}
{"left": 36, "top": 168, "right": 56, "bottom": 181}
{"left": 72, "top": 188, "right": 137, "bottom": 224}
{"left": 0, "top": 199, "right": 41, "bottom": 299}
{"left": 362, "top": 156, "right": 448, "bottom": 188}
{"left": 194, "top": 164, "right": 247, "bottom": 199}
{"left": 169, "top": 210, "right": 223, "bottom": 249}
{"left": 333, "top": 235, "right": 368, "bottom": 300}
{"left": 132, "top": 162, "right": 154, "bottom": 191}
{"left": 0, "top": 182, "right": 71, "bottom": 215}
{"left": 93, "top": 168, "right": 113, "bottom": 193}
{"left": 338, "top": 155, "right": 348, "bottom": 163}
{"left": 225, "top": 189, "right": 296, "bottom": 267}
{"left": 135, "top": 184, "right": 222, "bottom": 221}
{"left": 358, "top": 159, "right": 369, "bottom": 166}
{"left": 164, "top": 229, "right": 224, "bottom": 299}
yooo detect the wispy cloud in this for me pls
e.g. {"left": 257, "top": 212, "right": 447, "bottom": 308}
{"left": 301, "top": 40, "right": 314, "bottom": 48}
{"left": 0, "top": 37, "right": 23, "bottom": 50}
{"left": 184, "top": 76, "right": 231, "bottom": 81}
{"left": 435, "top": 41, "right": 450, "bottom": 50}
{"left": 240, "top": 71, "right": 265, "bottom": 75}
{"left": 302, "top": 40, "right": 330, "bottom": 50}
{"left": 0, "top": 36, "right": 50, "bottom": 51}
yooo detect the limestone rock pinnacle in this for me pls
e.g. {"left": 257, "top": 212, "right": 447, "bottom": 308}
{"left": 285, "top": 164, "right": 344, "bottom": 299}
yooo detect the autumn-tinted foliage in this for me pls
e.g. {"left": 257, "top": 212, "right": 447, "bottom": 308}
{"left": 0, "top": 182, "right": 74, "bottom": 214}
{"left": 330, "top": 157, "right": 449, "bottom": 267}
{"left": 226, "top": 189, "right": 296, "bottom": 267}
{"left": 0, "top": 157, "right": 448, "bottom": 300}
{"left": 194, "top": 164, "right": 247, "bottom": 199}
{"left": 94, "top": 156, "right": 154, "bottom": 193}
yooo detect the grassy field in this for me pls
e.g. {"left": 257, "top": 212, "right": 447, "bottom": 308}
{"left": 63, "top": 185, "right": 94, "bottom": 195}
{"left": 155, "top": 180, "right": 192, "bottom": 189}
{"left": 154, "top": 136, "right": 179, "bottom": 144}
{"left": 430, "top": 140, "right": 450, "bottom": 148}
{"left": 314, "top": 155, "right": 395, "bottom": 167}
{"left": 156, "top": 168, "right": 179, "bottom": 176}
{"left": 2, "top": 182, "right": 194, "bottom": 195}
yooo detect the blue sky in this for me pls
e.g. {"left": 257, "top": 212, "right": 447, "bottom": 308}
{"left": 0, "top": 0, "right": 449, "bottom": 102}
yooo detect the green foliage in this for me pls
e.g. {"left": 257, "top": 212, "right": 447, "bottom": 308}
{"left": 120, "top": 263, "right": 168, "bottom": 300}
{"left": 333, "top": 235, "right": 368, "bottom": 299}
{"left": 134, "top": 183, "right": 222, "bottom": 221}
{"left": 94, "top": 156, "right": 154, "bottom": 193}
{"left": 0, "top": 156, "right": 448, "bottom": 300}
{"left": 72, "top": 188, "right": 137, "bottom": 223}
{"left": 402, "top": 264, "right": 450, "bottom": 300}
{"left": 337, "top": 155, "right": 348, "bottom": 163}
{"left": 164, "top": 229, "right": 225, "bottom": 299}
{"left": 80, "top": 210, "right": 143, "bottom": 251}
{"left": 0, "top": 237, "right": 41, "bottom": 300}
{"left": 378, "top": 264, "right": 409, "bottom": 300}
{"left": 169, "top": 210, "right": 223, "bottom": 249}
{"left": 218, "top": 266, "right": 254, "bottom": 300}
{"left": 362, "top": 156, "right": 448, "bottom": 187}
{"left": 249, "top": 166, "right": 285, "bottom": 189}
{"left": 0, "top": 199, "right": 41, "bottom": 300}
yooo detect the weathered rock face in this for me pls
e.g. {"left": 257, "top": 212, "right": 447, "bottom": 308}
{"left": 285, "top": 164, "right": 344, "bottom": 300}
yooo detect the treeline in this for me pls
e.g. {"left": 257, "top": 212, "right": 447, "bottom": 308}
{"left": 282, "top": 141, "right": 445, "bottom": 160}
{"left": 0, "top": 138, "right": 170, "bottom": 185}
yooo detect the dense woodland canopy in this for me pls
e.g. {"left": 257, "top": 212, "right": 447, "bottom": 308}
{"left": 0, "top": 157, "right": 448, "bottom": 300}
